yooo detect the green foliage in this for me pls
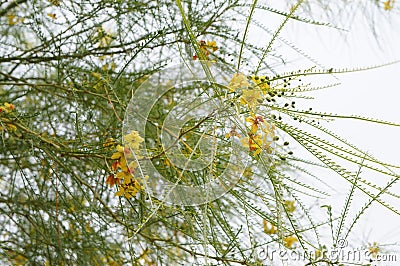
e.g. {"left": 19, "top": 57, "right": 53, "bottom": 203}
{"left": 0, "top": 0, "right": 399, "bottom": 265}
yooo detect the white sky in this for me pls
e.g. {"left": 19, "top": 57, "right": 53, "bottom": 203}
{"left": 301, "top": 3, "right": 399, "bottom": 259}
{"left": 251, "top": 2, "right": 400, "bottom": 264}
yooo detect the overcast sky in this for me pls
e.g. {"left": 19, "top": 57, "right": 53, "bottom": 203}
{"left": 252, "top": 2, "right": 400, "bottom": 263}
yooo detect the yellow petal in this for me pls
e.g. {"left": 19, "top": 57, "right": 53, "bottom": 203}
{"left": 115, "top": 189, "right": 124, "bottom": 197}
{"left": 253, "top": 148, "right": 262, "bottom": 156}
{"left": 111, "top": 152, "right": 122, "bottom": 160}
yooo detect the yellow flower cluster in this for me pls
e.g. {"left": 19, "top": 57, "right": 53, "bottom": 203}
{"left": 384, "top": 0, "right": 395, "bottom": 10}
{"left": 106, "top": 130, "right": 147, "bottom": 199}
{"left": 0, "top": 102, "right": 17, "bottom": 132}
{"left": 240, "top": 89, "right": 262, "bottom": 109}
{"left": 241, "top": 113, "right": 275, "bottom": 156}
{"left": 0, "top": 102, "right": 15, "bottom": 114}
{"left": 7, "top": 14, "right": 25, "bottom": 25}
{"left": 228, "top": 73, "right": 250, "bottom": 92}
{"left": 368, "top": 242, "right": 380, "bottom": 258}
{"left": 193, "top": 40, "right": 218, "bottom": 60}
{"left": 263, "top": 220, "right": 298, "bottom": 248}
{"left": 283, "top": 199, "right": 296, "bottom": 213}
{"left": 283, "top": 235, "right": 298, "bottom": 249}
{"left": 226, "top": 74, "right": 278, "bottom": 156}
{"left": 48, "top": 0, "right": 61, "bottom": 6}
{"left": 47, "top": 13, "right": 57, "bottom": 20}
{"left": 95, "top": 26, "right": 114, "bottom": 48}
{"left": 227, "top": 73, "right": 269, "bottom": 110}
{"left": 263, "top": 220, "right": 277, "bottom": 234}
{"left": 262, "top": 200, "right": 298, "bottom": 249}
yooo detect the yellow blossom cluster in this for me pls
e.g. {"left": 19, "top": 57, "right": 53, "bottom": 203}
{"left": 226, "top": 73, "right": 298, "bottom": 248}
{"left": 95, "top": 26, "right": 114, "bottom": 48}
{"left": 7, "top": 14, "right": 25, "bottom": 25}
{"left": 193, "top": 40, "right": 218, "bottom": 60}
{"left": 384, "top": 0, "right": 395, "bottom": 10}
{"left": 0, "top": 102, "right": 15, "bottom": 114}
{"left": 283, "top": 235, "right": 298, "bottom": 249}
{"left": 227, "top": 73, "right": 266, "bottom": 110}
{"left": 368, "top": 242, "right": 380, "bottom": 258}
{"left": 241, "top": 113, "right": 276, "bottom": 156}
{"left": 263, "top": 220, "right": 277, "bottom": 234}
{"left": 0, "top": 102, "right": 17, "bottom": 132}
{"left": 48, "top": 0, "right": 61, "bottom": 6}
{"left": 106, "top": 130, "right": 147, "bottom": 199}
{"left": 263, "top": 200, "right": 297, "bottom": 248}
{"left": 228, "top": 73, "right": 250, "bottom": 92}
{"left": 283, "top": 199, "right": 296, "bottom": 213}
{"left": 263, "top": 220, "right": 298, "bottom": 248}
{"left": 226, "top": 73, "right": 277, "bottom": 156}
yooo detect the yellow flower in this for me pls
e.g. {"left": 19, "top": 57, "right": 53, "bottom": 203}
{"left": 123, "top": 130, "right": 144, "bottom": 150}
{"left": 105, "top": 174, "right": 120, "bottom": 188}
{"left": 284, "top": 200, "right": 296, "bottom": 213}
{"left": 368, "top": 242, "right": 379, "bottom": 258}
{"left": 315, "top": 249, "right": 322, "bottom": 259}
{"left": 241, "top": 134, "right": 263, "bottom": 155}
{"left": 48, "top": 0, "right": 61, "bottom": 6}
{"left": 283, "top": 235, "right": 298, "bottom": 248}
{"left": 2, "top": 102, "right": 15, "bottom": 114}
{"left": 47, "top": 13, "right": 57, "bottom": 19}
{"left": 7, "top": 14, "right": 18, "bottom": 25}
{"left": 116, "top": 170, "right": 132, "bottom": 184}
{"left": 115, "top": 181, "right": 141, "bottom": 199}
{"left": 111, "top": 145, "right": 125, "bottom": 160}
{"left": 251, "top": 75, "right": 271, "bottom": 94}
{"left": 206, "top": 41, "right": 218, "bottom": 52}
{"left": 228, "top": 73, "right": 250, "bottom": 92}
{"left": 263, "top": 220, "right": 277, "bottom": 234}
{"left": 240, "top": 89, "right": 262, "bottom": 108}
{"left": 111, "top": 145, "right": 129, "bottom": 171}
{"left": 96, "top": 27, "right": 114, "bottom": 47}
{"left": 245, "top": 114, "right": 264, "bottom": 134}
{"left": 225, "top": 125, "right": 241, "bottom": 138}
{"left": 384, "top": 0, "right": 394, "bottom": 10}
{"left": 193, "top": 40, "right": 218, "bottom": 60}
